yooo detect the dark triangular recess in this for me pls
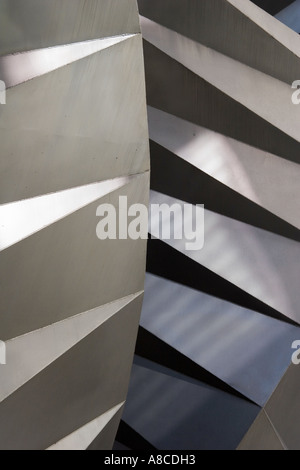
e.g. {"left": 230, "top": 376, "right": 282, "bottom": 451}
{"left": 115, "top": 420, "right": 157, "bottom": 451}
{"left": 147, "top": 237, "right": 298, "bottom": 326}
{"left": 251, "top": 0, "right": 294, "bottom": 15}
{"left": 113, "top": 441, "right": 132, "bottom": 450}
{"left": 150, "top": 140, "right": 300, "bottom": 242}
{"left": 144, "top": 40, "right": 300, "bottom": 164}
{"left": 136, "top": 326, "right": 255, "bottom": 403}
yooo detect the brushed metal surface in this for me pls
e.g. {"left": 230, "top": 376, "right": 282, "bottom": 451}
{"left": 0, "top": 35, "right": 136, "bottom": 88}
{"left": 0, "top": 293, "right": 142, "bottom": 403}
{"left": 150, "top": 190, "right": 300, "bottom": 324}
{"left": 0, "top": 176, "right": 132, "bottom": 251}
{"left": 138, "top": 0, "right": 300, "bottom": 84}
{"left": 141, "top": 16, "right": 300, "bottom": 144}
{"left": 87, "top": 406, "right": 125, "bottom": 451}
{"left": 0, "top": 0, "right": 140, "bottom": 55}
{"left": 0, "top": 36, "right": 149, "bottom": 203}
{"left": 148, "top": 106, "right": 300, "bottom": 231}
{"left": 142, "top": 39, "right": 300, "bottom": 164}
{"left": 0, "top": 296, "right": 143, "bottom": 450}
{"left": 122, "top": 357, "right": 260, "bottom": 450}
{"left": 237, "top": 410, "right": 285, "bottom": 450}
{"left": 128, "top": 0, "right": 300, "bottom": 451}
{"left": 264, "top": 364, "right": 300, "bottom": 449}
{"left": 0, "top": 174, "right": 149, "bottom": 341}
{"left": 0, "top": 0, "right": 149, "bottom": 451}
{"left": 47, "top": 403, "right": 125, "bottom": 451}
{"left": 141, "top": 273, "right": 300, "bottom": 405}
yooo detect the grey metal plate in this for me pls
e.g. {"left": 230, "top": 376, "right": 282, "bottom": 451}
{"left": 142, "top": 40, "right": 300, "bottom": 164}
{"left": 265, "top": 364, "right": 300, "bottom": 450}
{"left": 238, "top": 410, "right": 285, "bottom": 450}
{"left": 87, "top": 405, "right": 125, "bottom": 451}
{"left": 148, "top": 106, "right": 300, "bottom": 231}
{"left": 48, "top": 403, "right": 124, "bottom": 450}
{"left": 138, "top": 0, "right": 300, "bottom": 84}
{"left": 140, "top": 16, "right": 300, "bottom": 144}
{"left": 0, "top": 0, "right": 140, "bottom": 55}
{"left": 149, "top": 191, "right": 300, "bottom": 324}
{"left": 141, "top": 273, "right": 300, "bottom": 405}
{"left": 0, "top": 294, "right": 141, "bottom": 403}
{"left": 0, "top": 36, "right": 149, "bottom": 203}
{"left": 0, "top": 295, "right": 142, "bottom": 450}
{"left": 0, "top": 174, "right": 149, "bottom": 340}
{"left": 122, "top": 357, "right": 260, "bottom": 450}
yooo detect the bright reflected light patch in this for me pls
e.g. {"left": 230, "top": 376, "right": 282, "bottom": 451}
{"left": 0, "top": 175, "right": 132, "bottom": 251}
{"left": 0, "top": 34, "right": 136, "bottom": 88}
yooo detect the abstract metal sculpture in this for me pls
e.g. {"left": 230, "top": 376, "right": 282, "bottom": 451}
{"left": 117, "top": 0, "right": 300, "bottom": 450}
{"left": 0, "top": 0, "right": 149, "bottom": 450}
